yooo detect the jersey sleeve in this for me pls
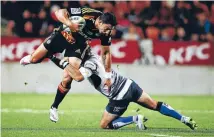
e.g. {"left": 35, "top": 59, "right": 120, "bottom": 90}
{"left": 100, "top": 34, "right": 112, "bottom": 46}
{"left": 83, "top": 60, "right": 97, "bottom": 73}
{"left": 79, "top": 67, "right": 92, "bottom": 79}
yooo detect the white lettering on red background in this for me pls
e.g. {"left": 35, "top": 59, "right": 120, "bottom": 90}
{"left": 1, "top": 37, "right": 213, "bottom": 65}
{"left": 1, "top": 39, "right": 42, "bottom": 61}
{"left": 169, "top": 43, "right": 210, "bottom": 65}
{"left": 91, "top": 41, "right": 127, "bottom": 58}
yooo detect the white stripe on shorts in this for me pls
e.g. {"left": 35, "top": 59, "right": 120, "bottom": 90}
{"left": 113, "top": 79, "right": 132, "bottom": 100}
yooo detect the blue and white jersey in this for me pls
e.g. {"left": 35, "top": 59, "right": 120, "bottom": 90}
{"left": 81, "top": 53, "right": 133, "bottom": 100}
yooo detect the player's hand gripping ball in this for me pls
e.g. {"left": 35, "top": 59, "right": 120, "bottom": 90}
{"left": 63, "top": 16, "right": 86, "bottom": 32}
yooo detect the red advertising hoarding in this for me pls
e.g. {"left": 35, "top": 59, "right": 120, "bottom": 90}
{"left": 1, "top": 37, "right": 213, "bottom": 65}
{"left": 153, "top": 41, "right": 214, "bottom": 65}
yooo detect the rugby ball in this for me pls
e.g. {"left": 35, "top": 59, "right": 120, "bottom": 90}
{"left": 63, "top": 16, "right": 86, "bottom": 32}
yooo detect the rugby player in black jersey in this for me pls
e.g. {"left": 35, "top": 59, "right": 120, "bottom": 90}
{"left": 20, "top": 7, "right": 116, "bottom": 119}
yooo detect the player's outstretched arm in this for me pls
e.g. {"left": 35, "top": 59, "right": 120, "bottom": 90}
{"left": 101, "top": 46, "right": 112, "bottom": 87}
{"left": 49, "top": 55, "right": 90, "bottom": 82}
{"left": 101, "top": 46, "right": 111, "bottom": 73}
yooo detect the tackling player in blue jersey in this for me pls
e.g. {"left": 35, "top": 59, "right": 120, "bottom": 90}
{"left": 48, "top": 51, "right": 197, "bottom": 130}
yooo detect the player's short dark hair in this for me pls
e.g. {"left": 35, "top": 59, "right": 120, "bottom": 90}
{"left": 99, "top": 12, "right": 117, "bottom": 27}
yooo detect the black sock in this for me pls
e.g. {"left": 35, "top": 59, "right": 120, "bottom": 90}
{"left": 51, "top": 83, "right": 70, "bottom": 109}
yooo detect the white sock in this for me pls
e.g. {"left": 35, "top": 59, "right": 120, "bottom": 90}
{"left": 22, "top": 55, "right": 31, "bottom": 64}
{"left": 133, "top": 115, "right": 138, "bottom": 123}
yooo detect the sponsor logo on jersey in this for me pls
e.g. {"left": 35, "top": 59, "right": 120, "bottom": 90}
{"left": 70, "top": 8, "right": 81, "bottom": 14}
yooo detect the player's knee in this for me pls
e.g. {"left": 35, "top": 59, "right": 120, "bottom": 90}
{"left": 63, "top": 75, "right": 72, "bottom": 82}
{"left": 63, "top": 70, "right": 73, "bottom": 80}
{"left": 62, "top": 72, "right": 73, "bottom": 88}
{"left": 100, "top": 121, "right": 109, "bottom": 129}
{"left": 150, "top": 101, "right": 158, "bottom": 110}
{"left": 62, "top": 77, "right": 72, "bottom": 87}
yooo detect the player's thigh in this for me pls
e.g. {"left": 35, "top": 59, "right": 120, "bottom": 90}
{"left": 61, "top": 56, "right": 82, "bottom": 86}
{"left": 127, "top": 81, "right": 157, "bottom": 110}
{"left": 68, "top": 57, "right": 82, "bottom": 69}
{"left": 31, "top": 31, "right": 68, "bottom": 63}
{"left": 136, "top": 91, "right": 157, "bottom": 110}
{"left": 100, "top": 110, "right": 118, "bottom": 129}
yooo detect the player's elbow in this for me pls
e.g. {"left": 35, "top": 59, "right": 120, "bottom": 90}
{"left": 54, "top": 9, "right": 67, "bottom": 22}
{"left": 54, "top": 9, "right": 61, "bottom": 20}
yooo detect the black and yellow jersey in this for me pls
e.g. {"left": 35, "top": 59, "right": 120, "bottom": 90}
{"left": 59, "top": 7, "right": 111, "bottom": 46}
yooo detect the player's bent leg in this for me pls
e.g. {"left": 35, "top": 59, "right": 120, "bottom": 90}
{"left": 63, "top": 57, "right": 82, "bottom": 81}
{"left": 136, "top": 91, "right": 197, "bottom": 130}
{"left": 100, "top": 110, "right": 118, "bottom": 129}
{"left": 51, "top": 57, "right": 81, "bottom": 109}
{"left": 30, "top": 43, "right": 49, "bottom": 63}
{"left": 50, "top": 57, "right": 81, "bottom": 123}
{"left": 50, "top": 70, "right": 73, "bottom": 123}
{"left": 51, "top": 70, "right": 73, "bottom": 109}
{"left": 20, "top": 43, "right": 48, "bottom": 65}
{"left": 100, "top": 110, "right": 146, "bottom": 130}
{"left": 100, "top": 100, "right": 147, "bottom": 130}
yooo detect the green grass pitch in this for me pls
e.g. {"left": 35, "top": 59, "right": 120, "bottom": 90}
{"left": 1, "top": 93, "right": 214, "bottom": 137}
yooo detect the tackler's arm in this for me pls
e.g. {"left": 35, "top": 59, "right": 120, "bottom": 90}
{"left": 49, "top": 55, "right": 91, "bottom": 82}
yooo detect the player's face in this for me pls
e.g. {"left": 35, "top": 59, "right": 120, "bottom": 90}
{"left": 98, "top": 23, "right": 113, "bottom": 36}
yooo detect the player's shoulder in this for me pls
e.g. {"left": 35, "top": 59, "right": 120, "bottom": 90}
{"left": 81, "top": 7, "right": 103, "bottom": 20}
{"left": 81, "top": 7, "right": 102, "bottom": 14}
{"left": 67, "top": 7, "right": 102, "bottom": 18}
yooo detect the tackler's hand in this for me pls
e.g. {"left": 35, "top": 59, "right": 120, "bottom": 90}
{"left": 104, "top": 78, "right": 112, "bottom": 92}
{"left": 68, "top": 16, "right": 86, "bottom": 32}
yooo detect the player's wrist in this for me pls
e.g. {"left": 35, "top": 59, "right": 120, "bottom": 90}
{"left": 65, "top": 19, "right": 72, "bottom": 27}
